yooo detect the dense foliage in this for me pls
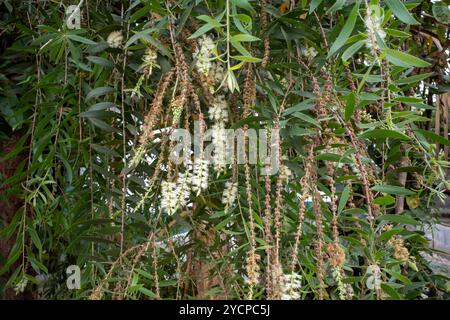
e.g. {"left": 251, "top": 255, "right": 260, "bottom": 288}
{"left": 1, "top": 0, "right": 450, "bottom": 300}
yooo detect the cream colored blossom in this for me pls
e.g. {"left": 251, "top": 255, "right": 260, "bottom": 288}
{"left": 191, "top": 159, "right": 209, "bottom": 195}
{"left": 222, "top": 181, "right": 238, "bottom": 210}
{"left": 107, "top": 30, "right": 123, "bottom": 48}
{"left": 193, "top": 35, "right": 215, "bottom": 75}
{"left": 281, "top": 273, "right": 302, "bottom": 300}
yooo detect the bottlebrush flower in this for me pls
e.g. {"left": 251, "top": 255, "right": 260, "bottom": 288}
{"left": 191, "top": 159, "right": 209, "bottom": 195}
{"left": 280, "top": 273, "right": 302, "bottom": 300}
{"left": 193, "top": 35, "right": 215, "bottom": 75}
{"left": 161, "top": 180, "right": 177, "bottom": 215}
{"left": 222, "top": 181, "right": 238, "bottom": 211}
{"left": 211, "top": 123, "right": 228, "bottom": 173}
{"left": 364, "top": 6, "right": 386, "bottom": 53}
{"left": 174, "top": 172, "right": 190, "bottom": 209}
{"left": 208, "top": 95, "right": 229, "bottom": 122}
{"left": 107, "top": 30, "right": 123, "bottom": 48}
{"left": 365, "top": 264, "right": 381, "bottom": 290}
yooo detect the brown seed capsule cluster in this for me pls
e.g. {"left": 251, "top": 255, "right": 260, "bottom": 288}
{"left": 327, "top": 242, "right": 346, "bottom": 268}
{"left": 261, "top": 0, "right": 271, "bottom": 68}
{"left": 389, "top": 237, "right": 410, "bottom": 262}
{"left": 139, "top": 69, "right": 175, "bottom": 146}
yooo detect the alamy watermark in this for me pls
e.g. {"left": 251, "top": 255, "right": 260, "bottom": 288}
{"left": 66, "top": 265, "right": 81, "bottom": 290}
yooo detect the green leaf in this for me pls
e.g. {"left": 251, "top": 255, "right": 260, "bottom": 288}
{"left": 384, "top": 269, "right": 412, "bottom": 285}
{"left": 414, "top": 129, "right": 450, "bottom": 147}
{"left": 385, "top": 0, "right": 420, "bottom": 25}
{"left": 377, "top": 214, "right": 421, "bottom": 226}
{"left": 385, "top": 28, "right": 411, "bottom": 38}
{"left": 309, "top": 0, "right": 324, "bottom": 13}
{"left": 359, "top": 129, "right": 410, "bottom": 140}
{"left": 373, "top": 195, "right": 396, "bottom": 206}
{"left": 328, "top": 0, "right": 360, "bottom": 58}
{"left": 86, "top": 86, "right": 115, "bottom": 100}
{"left": 342, "top": 40, "right": 365, "bottom": 62}
{"left": 378, "top": 228, "right": 402, "bottom": 241}
{"left": 230, "top": 33, "right": 260, "bottom": 42}
{"left": 138, "top": 287, "right": 157, "bottom": 298}
{"left": 67, "top": 34, "right": 97, "bottom": 45}
{"left": 28, "top": 254, "right": 48, "bottom": 273}
{"left": 226, "top": 70, "right": 240, "bottom": 92}
{"left": 231, "top": 55, "right": 262, "bottom": 62}
{"left": 125, "top": 28, "right": 158, "bottom": 47}
{"left": 86, "top": 56, "right": 114, "bottom": 68}
{"left": 344, "top": 92, "right": 356, "bottom": 121}
{"left": 291, "top": 112, "right": 320, "bottom": 128}
{"left": 283, "top": 100, "right": 313, "bottom": 116}
{"left": 315, "top": 153, "right": 352, "bottom": 164}
{"left": 0, "top": 240, "right": 22, "bottom": 276}
{"left": 380, "top": 283, "right": 402, "bottom": 300}
{"left": 395, "top": 72, "right": 434, "bottom": 85}
{"left": 338, "top": 185, "right": 350, "bottom": 215}
{"left": 89, "top": 102, "right": 116, "bottom": 112}
{"left": 231, "top": 41, "right": 251, "bottom": 58}
{"left": 372, "top": 184, "right": 415, "bottom": 196}
{"left": 189, "top": 24, "right": 214, "bottom": 39}
{"left": 433, "top": 2, "right": 450, "bottom": 24}
{"left": 231, "top": 0, "right": 255, "bottom": 12}
{"left": 28, "top": 227, "right": 42, "bottom": 251}
{"left": 134, "top": 33, "right": 172, "bottom": 57}
{"left": 326, "top": 0, "right": 345, "bottom": 14}
{"left": 91, "top": 144, "right": 121, "bottom": 158}
{"left": 88, "top": 118, "right": 119, "bottom": 132}
{"left": 383, "top": 49, "right": 430, "bottom": 68}
{"left": 196, "top": 15, "right": 222, "bottom": 28}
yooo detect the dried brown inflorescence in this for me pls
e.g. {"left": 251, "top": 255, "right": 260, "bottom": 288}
{"left": 241, "top": 64, "right": 260, "bottom": 295}
{"left": 260, "top": 0, "right": 271, "bottom": 68}
{"left": 139, "top": 69, "right": 175, "bottom": 146}
{"left": 389, "top": 237, "right": 410, "bottom": 262}
{"left": 309, "top": 138, "right": 326, "bottom": 300}
{"left": 325, "top": 160, "right": 339, "bottom": 241}
{"left": 326, "top": 242, "right": 346, "bottom": 268}
{"left": 289, "top": 144, "right": 314, "bottom": 274}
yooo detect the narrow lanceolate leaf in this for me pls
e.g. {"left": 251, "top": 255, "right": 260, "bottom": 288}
{"left": 188, "top": 23, "right": 215, "bottom": 39}
{"left": 385, "top": 0, "right": 420, "bottom": 25}
{"left": 414, "top": 129, "right": 450, "bottom": 147}
{"left": 338, "top": 185, "right": 350, "bottom": 215}
{"left": 372, "top": 184, "right": 415, "bottom": 196}
{"left": 383, "top": 49, "right": 430, "bottom": 68}
{"left": 395, "top": 72, "right": 434, "bottom": 85}
{"left": 380, "top": 283, "right": 402, "bottom": 300}
{"left": 359, "top": 129, "right": 410, "bottom": 140}
{"left": 328, "top": 0, "right": 360, "bottom": 58}
{"left": 344, "top": 92, "right": 356, "bottom": 121}
{"left": 231, "top": 0, "right": 255, "bottom": 13}
{"left": 125, "top": 28, "right": 158, "bottom": 47}
{"left": 231, "top": 55, "right": 262, "bottom": 63}
{"left": 433, "top": 2, "right": 450, "bottom": 24}
{"left": 28, "top": 227, "right": 42, "bottom": 251}
{"left": 86, "top": 86, "right": 115, "bottom": 100}
{"left": 377, "top": 214, "right": 421, "bottom": 226}
{"left": 326, "top": 0, "right": 345, "bottom": 14}
{"left": 373, "top": 195, "right": 396, "bottom": 206}
{"left": 229, "top": 33, "right": 260, "bottom": 42}
{"left": 196, "top": 15, "right": 222, "bottom": 28}
{"left": 309, "top": 0, "right": 324, "bottom": 14}
{"left": 86, "top": 56, "right": 114, "bottom": 68}
{"left": 67, "top": 34, "right": 97, "bottom": 45}
{"left": 291, "top": 111, "right": 320, "bottom": 128}
{"left": 342, "top": 40, "right": 365, "bottom": 62}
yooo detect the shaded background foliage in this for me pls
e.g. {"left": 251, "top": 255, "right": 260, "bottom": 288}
{"left": 0, "top": 0, "right": 450, "bottom": 300}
